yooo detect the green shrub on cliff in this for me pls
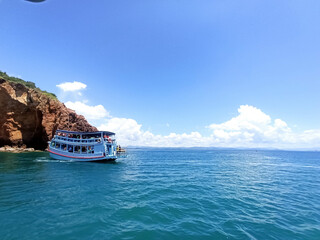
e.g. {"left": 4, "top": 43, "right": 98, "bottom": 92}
{"left": 0, "top": 71, "right": 57, "bottom": 99}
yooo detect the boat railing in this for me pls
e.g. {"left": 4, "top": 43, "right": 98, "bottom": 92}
{"left": 54, "top": 135, "right": 102, "bottom": 143}
{"left": 53, "top": 136, "right": 116, "bottom": 145}
{"left": 103, "top": 138, "right": 116, "bottom": 144}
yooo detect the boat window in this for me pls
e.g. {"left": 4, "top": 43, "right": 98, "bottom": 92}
{"left": 74, "top": 146, "right": 80, "bottom": 154}
{"left": 68, "top": 145, "right": 73, "bottom": 152}
{"left": 61, "top": 144, "right": 67, "bottom": 151}
{"left": 55, "top": 143, "right": 60, "bottom": 149}
{"left": 81, "top": 146, "right": 87, "bottom": 154}
{"left": 84, "top": 134, "right": 94, "bottom": 139}
{"left": 88, "top": 146, "right": 94, "bottom": 154}
{"left": 51, "top": 141, "right": 55, "bottom": 147}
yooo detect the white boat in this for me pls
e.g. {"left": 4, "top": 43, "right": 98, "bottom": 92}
{"left": 48, "top": 130, "right": 117, "bottom": 162}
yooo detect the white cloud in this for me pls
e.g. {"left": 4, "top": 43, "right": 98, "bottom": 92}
{"left": 209, "top": 105, "right": 271, "bottom": 132}
{"left": 98, "top": 118, "right": 208, "bottom": 147}
{"left": 97, "top": 105, "right": 320, "bottom": 149}
{"left": 65, "top": 101, "right": 110, "bottom": 120}
{"left": 207, "top": 105, "right": 294, "bottom": 147}
{"left": 56, "top": 81, "right": 87, "bottom": 92}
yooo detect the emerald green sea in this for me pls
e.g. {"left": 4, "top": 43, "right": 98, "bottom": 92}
{"left": 0, "top": 149, "right": 319, "bottom": 239}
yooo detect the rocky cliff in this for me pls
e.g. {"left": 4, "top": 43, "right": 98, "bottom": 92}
{"left": 0, "top": 77, "right": 97, "bottom": 150}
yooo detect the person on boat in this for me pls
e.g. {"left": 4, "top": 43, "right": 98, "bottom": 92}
{"left": 74, "top": 146, "right": 80, "bottom": 153}
{"left": 68, "top": 146, "right": 73, "bottom": 152}
{"left": 82, "top": 146, "right": 87, "bottom": 153}
{"left": 88, "top": 146, "right": 94, "bottom": 154}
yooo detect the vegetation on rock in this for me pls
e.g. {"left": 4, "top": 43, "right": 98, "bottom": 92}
{"left": 0, "top": 71, "right": 57, "bottom": 99}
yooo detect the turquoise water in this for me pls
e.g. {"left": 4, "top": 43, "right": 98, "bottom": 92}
{"left": 0, "top": 149, "right": 320, "bottom": 239}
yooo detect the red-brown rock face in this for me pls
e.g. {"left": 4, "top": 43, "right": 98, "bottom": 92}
{"left": 0, "top": 78, "right": 97, "bottom": 150}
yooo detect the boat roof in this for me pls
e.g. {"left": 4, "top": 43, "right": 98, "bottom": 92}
{"left": 56, "top": 130, "right": 115, "bottom": 135}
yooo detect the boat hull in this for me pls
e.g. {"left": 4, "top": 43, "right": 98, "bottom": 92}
{"left": 49, "top": 151, "right": 116, "bottom": 162}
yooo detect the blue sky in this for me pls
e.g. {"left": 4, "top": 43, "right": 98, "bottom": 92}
{"left": 1, "top": 0, "right": 320, "bottom": 148}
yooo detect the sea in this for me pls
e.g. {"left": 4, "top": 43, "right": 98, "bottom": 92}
{"left": 0, "top": 148, "right": 319, "bottom": 240}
